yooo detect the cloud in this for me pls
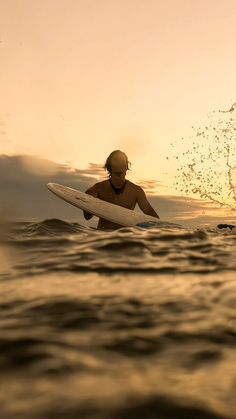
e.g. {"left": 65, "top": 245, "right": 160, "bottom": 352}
{"left": 0, "top": 154, "right": 99, "bottom": 222}
{"left": 0, "top": 154, "right": 233, "bottom": 227}
{"left": 136, "top": 179, "right": 165, "bottom": 195}
{"left": 79, "top": 162, "right": 107, "bottom": 179}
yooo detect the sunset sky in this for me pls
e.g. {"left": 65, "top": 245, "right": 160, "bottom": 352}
{"left": 1, "top": 0, "right": 236, "bottom": 223}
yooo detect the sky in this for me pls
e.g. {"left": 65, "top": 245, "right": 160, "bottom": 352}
{"left": 1, "top": 0, "right": 236, "bottom": 224}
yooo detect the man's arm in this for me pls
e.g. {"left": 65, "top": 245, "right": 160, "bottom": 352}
{"left": 136, "top": 187, "right": 160, "bottom": 219}
{"left": 83, "top": 183, "right": 99, "bottom": 220}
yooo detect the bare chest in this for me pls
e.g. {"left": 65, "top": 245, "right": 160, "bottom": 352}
{"left": 98, "top": 184, "right": 137, "bottom": 210}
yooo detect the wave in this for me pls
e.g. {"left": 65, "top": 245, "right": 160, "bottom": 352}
{"left": 0, "top": 219, "right": 235, "bottom": 280}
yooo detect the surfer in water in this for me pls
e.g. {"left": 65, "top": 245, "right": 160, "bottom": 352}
{"left": 83, "top": 150, "right": 160, "bottom": 230}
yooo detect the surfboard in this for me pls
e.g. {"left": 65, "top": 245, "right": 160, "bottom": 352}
{"left": 47, "top": 182, "right": 184, "bottom": 229}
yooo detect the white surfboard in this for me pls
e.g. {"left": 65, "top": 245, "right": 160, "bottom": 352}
{"left": 47, "top": 182, "right": 183, "bottom": 228}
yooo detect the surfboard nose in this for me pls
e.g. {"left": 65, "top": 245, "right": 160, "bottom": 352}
{"left": 47, "top": 183, "right": 58, "bottom": 191}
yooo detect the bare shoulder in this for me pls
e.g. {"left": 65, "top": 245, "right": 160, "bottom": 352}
{"left": 85, "top": 180, "right": 108, "bottom": 196}
{"left": 86, "top": 180, "right": 107, "bottom": 189}
{"left": 127, "top": 180, "right": 142, "bottom": 194}
{"left": 126, "top": 179, "right": 138, "bottom": 189}
{"left": 94, "top": 180, "right": 109, "bottom": 190}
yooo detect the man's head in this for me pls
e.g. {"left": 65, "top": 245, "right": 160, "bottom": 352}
{"left": 104, "top": 150, "right": 131, "bottom": 184}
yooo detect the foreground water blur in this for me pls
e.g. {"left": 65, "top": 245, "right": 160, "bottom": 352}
{"left": 1, "top": 218, "right": 236, "bottom": 418}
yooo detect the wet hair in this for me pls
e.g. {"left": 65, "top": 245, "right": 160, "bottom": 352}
{"left": 104, "top": 150, "right": 131, "bottom": 175}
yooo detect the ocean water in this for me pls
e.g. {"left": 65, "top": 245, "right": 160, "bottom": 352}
{"left": 1, "top": 218, "right": 236, "bottom": 419}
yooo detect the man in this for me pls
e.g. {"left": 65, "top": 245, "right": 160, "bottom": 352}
{"left": 84, "top": 150, "right": 160, "bottom": 230}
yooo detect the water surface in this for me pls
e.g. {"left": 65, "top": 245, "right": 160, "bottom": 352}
{"left": 1, "top": 219, "right": 236, "bottom": 418}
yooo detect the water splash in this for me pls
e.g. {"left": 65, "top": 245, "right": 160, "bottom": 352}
{"left": 168, "top": 104, "right": 236, "bottom": 210}
{"left": 219, "top": 103, "right": 236, "bottom": 113}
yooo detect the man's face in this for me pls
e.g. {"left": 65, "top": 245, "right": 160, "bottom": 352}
{"left": 110, "top": 155, "right": 127, "bottom": 184}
